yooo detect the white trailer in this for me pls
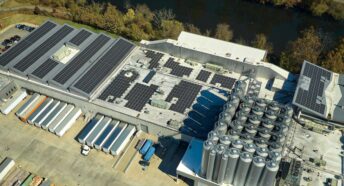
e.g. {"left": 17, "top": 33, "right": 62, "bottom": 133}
{"left": 110, "top": 125, "right": 136, "bottom": 155}
{"left": 0, "top": 89, "right": 27, "bottom": 115}
{"left": 48, "top": 104, "right": 74, "bottom": 133}
{"left": 85, "top": 117, "right": 111, "bottom": 147}
{"left": 54, "top": 108, "right": 82, "bottom": 137}
{"left": 34, "top": 100, "right": 60, "bottom": 127}
{"left": 41, "top": 102, "right": 67, "bottom": 129}
{"left": 0, "top": 157, "right": 15, "bottom": 182}
{"left": 77, "top": 115, "right": 104, "bottom": 144}
{"left": 15, "top": 93, "right": 40, "bottom": 117}
{"left": 27, "top": 98, "right": 53, "bottom": 124}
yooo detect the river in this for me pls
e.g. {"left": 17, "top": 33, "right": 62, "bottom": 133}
{"left": 101, "top": 0, "right": 344, "bottom": 54}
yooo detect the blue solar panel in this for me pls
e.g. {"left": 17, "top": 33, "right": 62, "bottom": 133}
{"left": 200, "top": 90, "right": 226, "bottom": 106}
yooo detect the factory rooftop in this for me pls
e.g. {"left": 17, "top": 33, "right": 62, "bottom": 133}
{"left": 293, "top": 60, "right": 344, "bottom": 124}
{"left": 0, "top": 20, "right": 299, "bottom": 139}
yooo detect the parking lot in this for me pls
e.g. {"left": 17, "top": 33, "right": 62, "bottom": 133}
{"left": 0, "top": 24, "right": 34, "bottom": 53}
{"left": 0, "top": 97, "right": 188, "bottom": 186}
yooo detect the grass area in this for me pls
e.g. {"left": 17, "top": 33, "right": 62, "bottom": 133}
{"left": 0, "top": 0, "right": 32, "bottom": 8}
{"left": 0, "top": 12, "right": 118, "bottom": 38}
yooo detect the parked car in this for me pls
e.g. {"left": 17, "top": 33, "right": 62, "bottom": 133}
{"left": 81, "top": 145, "right": 90, "bottom": 156}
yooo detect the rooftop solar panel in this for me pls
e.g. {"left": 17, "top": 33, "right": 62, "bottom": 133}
{"left": 31, "top": 58, "right": 59, "bottom": 79}
{"left": 69, "top": 30, "right": 92, "bottom": 46}
{"left": 293, "top": 61, "right": 332, "bottom": 116}
{"left": 125, "top": 84, "right": 158, "bottom": 111}
{"left": 98, "top": 70, "right": 138, "bottom": 101}
{"left": 164, "top": 58, "right": 193, "bottom": 77}
{"left": 13, "top": 25, "right": 73, "bottom": 72}
{"left": 210, "top": 74, "right": 236, "bottom": 89}
{"left": 52, "top": 34, "right": 111, "bottom": 85}
{"left": 145, "top": 50, "right": 164, "bottom": 69}
{"left": 73, "top": 39, "right": 135, "bottom": 95}
{"left": 0, "top": 21, "right": 56, "bottom": 66}
{"left": 196, "top": 70, "right": 211, "bottom": 82}
{"left": 166, "top": 81, "right": 202, "bottom": 113}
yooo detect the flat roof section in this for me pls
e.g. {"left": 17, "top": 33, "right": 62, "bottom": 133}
{"left": 13, "top": 25, "right": 74, "bottom": 72}
{"left": 52, "top": 34, "right": 111, "bottom": 85}
{"left": 293, "top": 61, "right": 332, "bottom": 117}
{"left": 73, "top": 38, "right": 135, "bottom": 95}
{"left": 0, "top": 21, "right": 56, "bottom": 67}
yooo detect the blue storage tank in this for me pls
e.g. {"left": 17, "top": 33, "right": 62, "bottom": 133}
{"left": 143, "top": 146, "right": 155, "bottom": 162}
{"left": 139, "top": 139, "right": 153, "bottom": 155}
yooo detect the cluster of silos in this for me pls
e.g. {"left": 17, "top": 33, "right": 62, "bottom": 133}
{"left": 199, "top": 80, "right": 293, "bottom": 186}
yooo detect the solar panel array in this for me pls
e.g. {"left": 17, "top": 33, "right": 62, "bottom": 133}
{"left": 31, "top": 58, "right": 59, "bottom": 79}
{"left": 0, "top": 21, "right": 56, "bottom": 67}
{"left": 98, "top": 70, "right": 138, "bottom": 101}
{"left": 166, "top": 81, "right": 202, "bottom": 113}
{"left": 13, "top": 25, "right": 74, "bottom": 72}
{"left": 69, "top": 30, "right": 92, "bottom": 46}
{"left": 294, "top": 62, "right": 332, "bottom": 115}
{"left": 143, "top": 70, "right": 156, "bottom": 83}
{"left": 196, "top": 70, "right": 211, "bottom": 82}
{"left": 210, "top": 74, "right": 236, "bottom": 89}
{"left": 164, "top": 58, "right": 193, "bottom": 77}
{"left": 145, "top": 50, "right": 164, "bottom": 69}
{"left": 73, "top": 39, "right": 135, "bottom": 94}
{"left": 52, "top": 35, "right": 111, "bottom": 85}
{"left": 125, "top": 83, "right": 158, "bottom": 111}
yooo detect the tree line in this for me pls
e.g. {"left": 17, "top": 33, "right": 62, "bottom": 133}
{"left": 13, "top": 0, "right": 344, "bottom": 74}
{"left": 254, "top": 0, "right": 344, "bottom": 20}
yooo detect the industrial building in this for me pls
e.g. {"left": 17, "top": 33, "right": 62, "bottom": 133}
{"left": 0, "top": 20, "right": 342, "bottom": 186}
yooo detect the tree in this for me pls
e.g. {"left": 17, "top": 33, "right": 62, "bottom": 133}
{"left": 103, "top": 4, "right": 125, "bottom": 34}
{"left": 214, "top": 23, "right": 233, "bottom": 41}
{"left": 279, "top": 27, "right": 322, "bottom": 73}
{"left": 185, "top": 23, "right": 201, "bottom": 35}
{"left": 251, "top": 33, "right": 273, "bottom": 54}
{"left": 159, "top": 20, "right": 184, "bottom": 39}
{"left": 321, "top": 38, "right": 344, "bottom": 73}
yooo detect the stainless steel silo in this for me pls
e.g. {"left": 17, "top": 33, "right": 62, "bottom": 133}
{"left": 262, "top": 119, "right": 274, "bottom": 130}
{"left": 255, "top": 137, "right": 268, "bottom": 148}
{"left": 212, "top": 144, "right": 226, "bottom": 182}
{"left": 220, "top": 112, "right": 233, "bottom": 125}
{"left": 258, "top": 160, "right": 279, "bottom": 186}
{"left": 243, "top": 143, "right": 256, "bottom": 154}
{"left": 245, "top": 156, "right": 266, "bottom": 186}
{"left": 230, "top": 95, "right": 240, "bottom": 108}
{"left": 233, "top": 152, "right": 253, "bottom": 186}
{"left": 240, "top": 103, "right": 252, "bottom": 114}
{"left": 217, "top": 149, "right": 229, "bottom": 184}
{"left": 224, "top": 148, "right": 240, "bottom": 185}
{"left": 251, "top": 106, "right": 264, "bottom": 118}
{"left": 248, "top": 115, "right": 261, "bottom": 126}
{"left": 264, "top": 110, "right": 277, "bottom": 121}
{"left": 258, "top": 129, "right": 271, "bottom": 141}
{"left": 206, "top": 147, "right": 216, "bottom": 180}
{"left": 268, "top": 151, "right": 282, "bottom": 162}
{"left": 242, "top": 95, "right": 255, "bottom": 106}
{"left": 224, "top": 103, "right": 237, "bottom": 117}
{"left": 268, "top": 101, "right": 280, "bottom": 113}
{"left": 219, "top": 135, "right": 231, "bottom": 146}
{"left": 215, "top": 121, "right": 228, "bottom": 135}
{"left": 229, "top": 130, "right": 240, "bottom": 140}
{"left": 241, "top": 133, "right": 254, "bottom": 144}
{"left": 255, "top": 147, "right": 269, "bottom": 158}
{"left": 245, "top": 125, "right": 257, "bottom": 136}
{"left": 232, "top": 139, "right": 244, "bottom": 150}
{"left": 208, "top": 130, "right": 219, "bottom": 144}
{"left": 200, "top": 140, "right": 214, "bottom": 177}
{"left": 255, "top": 98, "right": 267, "bottom": 109}
{"left": 236, "top": 111, "right": 248, "bottom": 123}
